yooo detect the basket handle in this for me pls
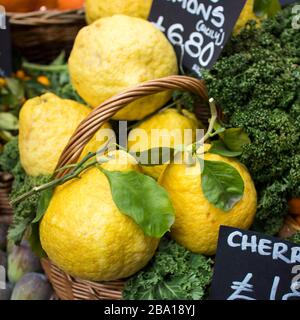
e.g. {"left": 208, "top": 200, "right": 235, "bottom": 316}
{"left": 55, "top": 75, "right": 208, "bottom": 177}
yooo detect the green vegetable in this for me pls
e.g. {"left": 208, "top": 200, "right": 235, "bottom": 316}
{"left": 204, "top": 4, "right": 300, "bottom": 235}
{"left": 0, "top": 140, "right": 50, "bottom": 243}
{"left": 0, "top": 138, "right": 19, "bottom": 172}
{"left": 288, "top": 232, "right": 300, "bottom": 245}
{"left": 201, "top": 160, "right": 244, "bottom": 212}
{"left": 123, "top": 238, "right": 213, "bottom": 300}
{"left": 101, "top": 169, "right": 175, "bottom": 238}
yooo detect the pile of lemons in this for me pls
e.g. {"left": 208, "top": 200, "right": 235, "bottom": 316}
{"left": 18, "top": 0, "right": 257, "bottom": 282}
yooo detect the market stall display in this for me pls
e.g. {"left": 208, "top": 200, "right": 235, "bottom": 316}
{"left": 0, "top": 0, "right": 299, "bottom": 301}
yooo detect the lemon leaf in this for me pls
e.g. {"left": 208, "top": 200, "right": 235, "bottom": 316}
{"left": 32, "top": 188, "right": 54, "bottom": 223}
{"left": 0, "top": 112, "right": 19, "bottom": 131}
{"left": 209, "top": 140, "right": 242, "bottom": 157}
{"left": 129, "top": 147, "right": 176, "bottom": 166}
{"left": 201, "top": 160, "right": 244, "bottom": 212}
{"left": 220, "top": 128, "right": 251, "bottom": 152}
{"left": 28, "top": 223, "right": 47, "bottom": 258}
{"left": 101, "top": 169, "right": 175, "bottom": 238}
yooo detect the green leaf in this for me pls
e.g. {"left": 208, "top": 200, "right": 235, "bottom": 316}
{"left": 5, "top": 78, "right": 25, "bottom": 100}
{"left": 221, "top": 128, "right": 251, "bottom": 152}
{"left": 101, "top": 169, "right": 175, "bottom": 238}
{"left": 0, "top": 112, "right": 19, "bottom": 130}
{"left": 50, "top": 51, "right": 66, "bottom": 66}
{"left": 32, "top": 188, "right": 54, "bottom": 223}
{"left": 129, "top": 147, "right": 176, "bottom": 166}
{"left": 254, "top": 0, "right": 281, "bottom": 17}
{"left": 28, "top": 223, "right": 47, "bottom": 258}
{"left": 201, "top": 160, "right": 244, "bottom": 211}
{"left": 209, "top": 140, "right": 242, "bottom": 157}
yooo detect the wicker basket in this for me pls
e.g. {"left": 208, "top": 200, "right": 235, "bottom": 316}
{"left": 0, "top": 172, "right": 13, "bottom": 225}
{"left": 7, "top": 9, "right": 86, "bottom": 64}
{"left": 40, "top": 75, "right": 209, "bottom": 300}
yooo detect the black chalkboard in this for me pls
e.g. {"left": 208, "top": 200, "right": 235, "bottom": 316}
{"left": 148, "top": 0, "right": 247, "bottom": 76}
{"left": 210, "top": 226, "right": 300, "bottom": 300}
{"left": 280, "top": 0, "right": 298, "bottom": 5}
{"left": 0, "top": 15, "right": 12, "bottom": 77}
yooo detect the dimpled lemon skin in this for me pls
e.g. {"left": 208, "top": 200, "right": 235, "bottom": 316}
{"left": 19, "top": 93, "right": 111, "bottom": 176}
{"left": 40, "top": 151, "right": 159, "bottom": 281}
{"left": 159, "top": 148, "right": 257, "bottom": 256}
{"left": 69, "top": 15, "right": 178, "bottom": 121}
{"left": 128, "top": 109, "right": 200, "bottom": 180}
{"left": 86, "top": 0, "right": 153, "bottom": 24}
{"left": 19, "top": 93, "right": 89, "bottom": 176}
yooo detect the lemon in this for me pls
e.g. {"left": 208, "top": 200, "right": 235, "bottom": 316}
{"left": 69, "top": 15, "right": 178, "bottom": 121}
{"left": 159, "top": 145, "right": 257, "bottom": 255}
{"left": 128, "top": 108, "right": 201, "bottom": 179}
{"left": 40, "top": 150, "right": 159, "bottom": 281}
{"left": 85, "top": 0, "right": 153, "bottom": 24}
{"left": 19, "top": 93, "right": 112, "bottom": 176}
{"left": 234, "top": 0, "right": 259, "bottom": 34}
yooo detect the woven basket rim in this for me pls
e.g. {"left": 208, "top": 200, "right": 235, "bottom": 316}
{"left": 7, "top": 9, "right": 85, "bottom": 26}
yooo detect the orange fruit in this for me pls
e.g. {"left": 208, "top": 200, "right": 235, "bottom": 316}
{"left": 57, "top": 0, "right": 84, "bottom": 10}
{"left": 0, "top": 0, "right": 38, "bottom": 12}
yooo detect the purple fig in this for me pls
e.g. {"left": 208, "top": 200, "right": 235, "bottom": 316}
{"left": 11, "top": 273, "right": 53, "bottom": 300}
{"left": 8, "top": 240, "right": 41, "bottom": 284}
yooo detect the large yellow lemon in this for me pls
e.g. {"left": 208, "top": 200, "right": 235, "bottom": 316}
{"left": 85, "top": 0, "right": 153, "bottom": 24}
{"left": 69, "top": 15, "right": 178, "bottom": 121}
{"left": 19, "top": 93, "right": 111, "bottom": 176}
{"left": 40, "top": 151, "right": 159, "bottom": 281}
{"left": 159, "top": 145, "right": 257, "bottom": 255}
{"left": 128, "top": 108, "right": 201, "bottom": 179}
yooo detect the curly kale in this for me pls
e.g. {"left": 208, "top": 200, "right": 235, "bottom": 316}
{"left": 0, "top": 138, "right": 50, "bottom": 243}
{"left": 9, "top": 165, "right": 50, "bottom": 244}
{"left": 123, "top": 238, "right": 213, "bottom": 300}
{"left": 288, "top": 232, "right": 300, "bottom": 245}
{"left": 0, "top": 138, "right": 19, "bottom": 172}
{"left": 204, "top": 5, "right": 300, "bottom": 236}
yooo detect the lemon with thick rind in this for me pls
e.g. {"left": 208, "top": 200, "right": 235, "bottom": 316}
{"left": 159, "top": 145, "right": 257, "bottom": 255}
{"left": 69, "top": 15, "right": 178, "bottom": 121}
{"left": 19, "top": 92, "right": 112, "bottom": 176}
{"left": 40, "top": 150, "right": 159, "bottom": 281}
{"left": 85, "top": 0, "right": 153, "bottom": 24}
{"left": 128, "top": 108, "right": 201, "bottom": 180}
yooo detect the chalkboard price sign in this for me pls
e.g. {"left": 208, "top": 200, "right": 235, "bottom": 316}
{"left": 0, "top": 14, "right": 12, "bottom": 77}
{"left": 280, "top": 0, "right": 298, "bottom": 5}
{"left": 149, "top": 0, "right": 247, "bottom": 76}
{"left": 210, "top": 226, "right": 300, "bottom": 300}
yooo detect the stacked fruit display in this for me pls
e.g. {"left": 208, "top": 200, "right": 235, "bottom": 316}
{"left": 0, "top": 0, "right": 299, "bottom": 300}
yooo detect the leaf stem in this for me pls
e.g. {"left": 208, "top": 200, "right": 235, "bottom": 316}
{"left": 10, "top": 158, "right": 98, "bottom": 206}
{"left": 193, "top": 98, "right": 218, "bottom": 151}
{"left": 23, "top": 62, "right": 68, "bottom": 73}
